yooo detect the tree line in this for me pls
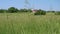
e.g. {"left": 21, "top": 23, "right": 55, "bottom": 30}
{"left": 0, "top": 7, "right": 32, "bottom": 13}
{"left": 0, "top": 7, "right": 60, "bottom": 15}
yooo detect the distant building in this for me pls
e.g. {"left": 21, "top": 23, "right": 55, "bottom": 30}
{"left": 31, "top": 9, "right": 37, "bottom": 13}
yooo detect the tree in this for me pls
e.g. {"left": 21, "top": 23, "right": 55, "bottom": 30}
{"left": 8, "top": 7, "right": 18, "bottom": 13}
{"left": 47, "top": 11, "right": 55, "bottom": 13}
{"left": 19, "top": 9, "right": 28, "bottom": 12}
{"left": 0, "top": 9, "right": 7, "bottom": 13}
{"left": 34, "top": 9, "right": 46, "bottom": 15}
{"left": 55, "top": 11, "right": 60, "bottom": 15}
{"left": 27, "top": 9, "right": 32, "bottom": 12}
{"left": 0, "top": 9, "right": 4, "bottom": 13}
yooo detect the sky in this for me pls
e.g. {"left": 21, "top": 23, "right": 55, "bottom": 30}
{"left": 0, "top": 0, "right": 60, "bottom": 11}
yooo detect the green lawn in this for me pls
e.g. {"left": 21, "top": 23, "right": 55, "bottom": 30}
{"left": 0, "top": 13, "right": 60, "bottom": 34}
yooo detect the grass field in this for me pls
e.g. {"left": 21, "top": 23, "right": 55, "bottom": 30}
{"left": 0, "top": 13, "right": 60, "bottom": 34}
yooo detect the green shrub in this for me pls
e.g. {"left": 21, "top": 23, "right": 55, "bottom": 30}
{"left": 8, "top": 7, "right": 19, "bottom": 13}
{"left": 47, "top": 11, "right": 55, "bottom": 13}
{"left": 18, "top": 9, "right": 32, "bottom": 13}
{"left": 55, "top": 11, "right": 60, "bottom": 15}
{"left": 0, "top": 9, "right": 7, "bottom": 13}
{"left": 34, "top": 9, "right": 46, "bottom": 15}
{"left": 27, "top": 9, "right": 32, "bottom": 12}
{"left": 19, "top": 9, "right": 28, "bottom": 12}
{"left": 0, "top": 9, "right": 4, "bottom": 13}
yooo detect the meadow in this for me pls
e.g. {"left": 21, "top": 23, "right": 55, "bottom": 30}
{"left": 0, "top": 13, "right": 60, "bottom": 34}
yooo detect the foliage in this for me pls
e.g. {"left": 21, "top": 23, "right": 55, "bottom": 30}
{"left": 19, "top": 9, "right": 28, "bottom": 12}
{"left": 18, "top": 9, "right": 32, "bottom": 13}
{"left": 0, "top": 13, "right": 60, "bottom": 34}
{"left": 55, "top": 11, "right": 60, "bottom": 15}
{"left": 34, "top": 9, "right": 46, "bottom": 15}
{"left": 8, "top": 7, "right": 19, "bottom": 13}
{"left": 47, "top": 11, "right": 55, "bottom": 13}
{"left": 27, "top": 9, "right": 32, "bottom": 12}
{"left": 0, "top": 8, "right": 32, "bottom": 13}
{"left": 0, "top": 9, "right": 7, "bottom": 13}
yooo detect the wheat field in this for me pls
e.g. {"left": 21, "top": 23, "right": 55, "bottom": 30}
{"left": 0, "top": 13, "right": 60, "bottom": 34}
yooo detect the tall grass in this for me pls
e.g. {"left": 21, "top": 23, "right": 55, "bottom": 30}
{"left": 0, "top": 13, "right": 60, "bottom": 34}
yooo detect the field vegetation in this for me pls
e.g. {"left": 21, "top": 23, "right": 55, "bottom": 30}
{"left": 0, "top": 7, "right": 60, "bottom": 34}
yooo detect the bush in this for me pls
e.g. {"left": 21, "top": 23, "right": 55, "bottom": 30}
{"left": 18, "top": 9, "right": 32, "bottom": 13}
{"left": 34, "top": 9, "right": 46, "bottom": 15}
{"left": 19, "top": 9, "right": 28, "bottom": 12}
{"left": 0, "top": 9, "right": 7, "bottom": 13}
{"left": 8, "top": 7, "right": 19, "bottom": 13}
{"left": 55, "top": 11, "right": 60, "bottom": 15}
{"left": 47, "top": 11, "right": 55, "bottom": 13}
{"left": 0, "top": 9, "right": 4, "bottom": 13}
{"left": 27, "top": 9, "right": 32, "bottom": 12}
